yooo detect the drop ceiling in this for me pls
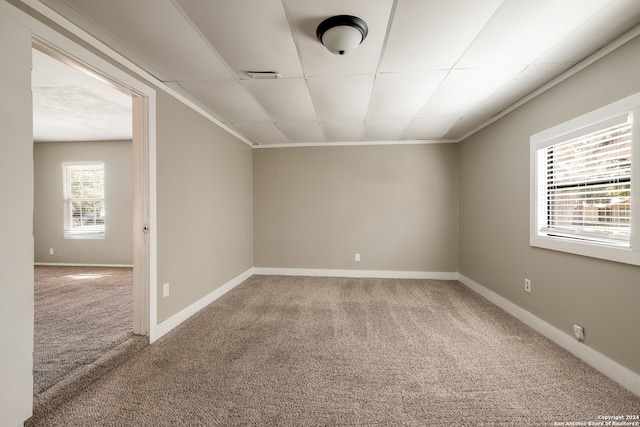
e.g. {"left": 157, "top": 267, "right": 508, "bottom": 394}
{"left": 32, "top": 0, "right": 640, "bottom": 145}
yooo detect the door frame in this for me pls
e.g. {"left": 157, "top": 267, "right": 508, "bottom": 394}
{"left": 29, "top": 28, "right": 157, "bottom": 338}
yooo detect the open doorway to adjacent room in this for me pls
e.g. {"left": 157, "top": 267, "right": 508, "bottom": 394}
{"left": 31, "top": 41, "right": 150, "bottom": 400}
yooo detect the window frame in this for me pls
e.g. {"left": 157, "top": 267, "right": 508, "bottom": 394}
{"left": 530, "top": 93, "right": 640, "bottom": 266}
{"left": 62, "top": 161, "right": 106, "bottom": 239}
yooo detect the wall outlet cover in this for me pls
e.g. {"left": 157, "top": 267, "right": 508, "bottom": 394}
{"left": 163, "top": 282, "right": 170, "bottom": 298}
{"left": 573, "top": 324, "right": 585, "bottom": 341}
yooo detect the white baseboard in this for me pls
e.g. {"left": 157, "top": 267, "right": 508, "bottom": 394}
{"left": 457, "top": 273, "right": 640, "bottom": 397}
{"left": 253, "top": 267, "right": 458, "bottom": 280}
{"left": 150, "top": 267, "right": 254, "bottom": 342}
{"left": 34, "top": 262, "right": 133, "bottom": 268}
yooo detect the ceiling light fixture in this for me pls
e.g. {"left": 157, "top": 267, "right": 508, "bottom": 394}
{"left": 316, "top": 15, "right": 368, "bottom": 56}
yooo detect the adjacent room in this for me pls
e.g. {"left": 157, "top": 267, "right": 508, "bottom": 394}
{"left": 1, "top": 1, "right": 639, "bottom": 426}
{"left": 30, "top": 48, "right": 145, "bottom": 402}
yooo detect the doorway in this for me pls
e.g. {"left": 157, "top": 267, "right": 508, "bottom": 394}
{"left": 31, "top": 40, "right": 151, "bottom": 400}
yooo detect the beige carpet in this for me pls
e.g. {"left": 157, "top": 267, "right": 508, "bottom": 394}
{"left": 33, "top": 266, "right": 135, "bottom": 396}
{"left": 27, "top": 275, "right": 640, "bottom": 426}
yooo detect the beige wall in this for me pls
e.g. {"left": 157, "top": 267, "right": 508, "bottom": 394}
{"left": 254, "top": 144, "right": 458, "bottom": 272}
{"left": 156, "top": 90, "right": 253, "bottom": 322}
{"left": 458, "top": 35, "right": 640, "bottom": 374}
{"left": 0, "top": 8, "right": 33, "bottom": 425}
{"left": 33, "top": 140, "right": 133, "bottom": 265}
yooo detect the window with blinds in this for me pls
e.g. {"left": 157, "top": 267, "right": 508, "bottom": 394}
{"left": 531, "top": 94, "right": 640, "bottom": 266}
{"left": 63, "top": 162, "right": 105, "bottom": 239}
{"left": 541, "top": 114, "right": 631, "bottom": 246}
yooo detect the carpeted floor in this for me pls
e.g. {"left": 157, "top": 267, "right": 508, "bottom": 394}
{"left": 27, "top": 275, "right": 640, "bottom": 426}
{"left": 33, "top": 265, "right": 135, "bottom": 396}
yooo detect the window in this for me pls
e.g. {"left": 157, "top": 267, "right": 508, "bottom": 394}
{"left": 63, "top": 162, "right": 105, "bottom": 239}
{"left": 531, "top": 94, "right": 640, "bottom": 266}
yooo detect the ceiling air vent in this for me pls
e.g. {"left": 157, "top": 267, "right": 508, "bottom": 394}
{"left": 246, "top": 71, "right": 282, "bottom": 79}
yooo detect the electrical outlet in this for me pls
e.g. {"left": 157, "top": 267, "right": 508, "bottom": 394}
{"left": 573, "top": 324, "right": 585, "bottom": 341}
{"left": 524, "top": 278, "right": 531, "bottom": 293}
{"left": 49, "top": 248, "right": 54, "bottom": 255}
{"left": 355, "top": 253, "right": 360, "bottom": 262}
{"left": 163, "top": 282, "right": 170, "bottom": 298}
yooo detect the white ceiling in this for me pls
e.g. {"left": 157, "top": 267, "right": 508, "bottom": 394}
{"left": 33, "top": 0, "right": 640, "bottom": 145}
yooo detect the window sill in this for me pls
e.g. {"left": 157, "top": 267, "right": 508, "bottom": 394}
{"left": 530, "top": 234, "right": 640, "bottom": 266}
{"left": 64, "top": 233, "right": 105, "bottom": 240}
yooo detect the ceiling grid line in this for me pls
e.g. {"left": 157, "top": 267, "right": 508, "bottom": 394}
{"left": 167, "top": 0, "right": 239, "bottom": 83}
{"left": 279, "top": 0, "right": 327, "bottom": 144}
{"left": 361, "top": 0, "right": 399, "bottom": 139}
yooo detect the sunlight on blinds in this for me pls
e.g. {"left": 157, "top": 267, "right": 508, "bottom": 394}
{"left": 540, "top": 114, "right": 632, "bottom": 246}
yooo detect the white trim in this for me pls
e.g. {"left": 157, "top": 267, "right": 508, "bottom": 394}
{"left": 529, "top": 92, "right": 640, "bottom": 267}
{"left": 457, "top": 273, "right": 640, "bottom": 398}
{"left": 5, "top": 1, "right": 160, "bottom": 341}
{"left": 148, "top": 94, "right": 158, "bottom": 339}
{"left": 149, "top": 267, "right": 254, "bottom": 343}
{"left": 62, "top": 233, "right": 105, "bottom": 240}
{"left": 34, "top": 263, "right": 133, "bottom": 268}
{"left": 253, "top": 140, "right": 457, "bottom": 149}
{"left": 253, "top": 267, "right": 458, "bottom": 280}
{"left": 632, "top": 106, "right": 640, "bottom": 252}
{"left": 529, "top": 236, "right": 640, "bottom": 266}
{"left": 530, "top": 94, "right": 640, "bottom": 146}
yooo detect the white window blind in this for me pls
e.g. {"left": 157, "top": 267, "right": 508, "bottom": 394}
{"left": 540, "top": 114, "right": 632, "bottom": 246}
{"left": 63, "top": 162, "right": 105, "bottom": 239}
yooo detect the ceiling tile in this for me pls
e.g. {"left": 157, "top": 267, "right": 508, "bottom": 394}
{"left": 457, "top": 0, "right": 612, "bottom": 68}
{"left": 276, "top": 122, "right": 325, "bottom": 142}
{"left": 232, "top": 122, "right": 290, "bottom": 145}
{"left": 175, "top": 0, "right": 303, "bottom": 78}
{"left": 61, "top": 0, "right": 234, "bottom": 81}
{"left": 321, "top": 121, "right": 365, "bottom": 141}
{"left": 380, "top": 0, "right": 504, "bottom": 72}
{"left": 284, "top": 0, "right": 394, "bottom": 76}
{"left": 177, "top": 81, "right": 271, "bottom": 123}
{"left": 443, "top": 115, "right": 494, "bottom": 140}
{"left": 363, "top": 120, "right": 412, "bottom": 141}
{"left": 417, "top": 66, "right": 525, "bottom": 119}
{"left": 367, "top": 71, "right": 448, "bottom": 120}
{"left": 536, "top": 0, "right": 640, "bottom": 64}
{"left": 307, "top": 75, "right": 375, "bottom": 121}
{"left": 242, "top": 78, "right": 317, "bottom": 122}
{"left": 34, "top": 0, "right": 640, "bottom": 145}
{"left": 470, "top": 63, "right": 574, "bottom": 117}
{"left": 402, "top": 117, "right": 461, "bottom": 140}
